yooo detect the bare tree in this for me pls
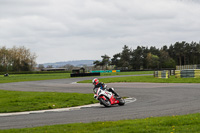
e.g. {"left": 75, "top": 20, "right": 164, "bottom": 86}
{"left": 0, "top": 46, "right": 37, "bottom": 72}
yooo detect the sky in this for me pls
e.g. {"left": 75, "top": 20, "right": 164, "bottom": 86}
{"left": 0, "top": 0, "right": 200, "bottom": 64}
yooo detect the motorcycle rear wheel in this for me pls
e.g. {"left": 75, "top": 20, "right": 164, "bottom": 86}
{"left": 99, "top": 97, "right": 111, "bottom": 107}
{"left": 118, "top": 98, "right": 125, "bottom": 106}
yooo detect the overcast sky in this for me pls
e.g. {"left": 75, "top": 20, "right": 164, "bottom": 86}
{"left": 0, "top": 0, "right": 200, "bottom": 64}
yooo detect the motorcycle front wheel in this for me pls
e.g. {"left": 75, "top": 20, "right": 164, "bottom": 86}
{"left": 99, "top": 97, "right": 111, "bottom": 107}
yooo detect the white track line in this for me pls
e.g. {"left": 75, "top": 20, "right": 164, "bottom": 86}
{"left": 125, "top": 97, "right": 137, "bottom": 104}
{"left": 70, "top": 82, "right": 77, "bottom": 84}
{"left": 0, "top": 97, "right": 136, "bottom": 117}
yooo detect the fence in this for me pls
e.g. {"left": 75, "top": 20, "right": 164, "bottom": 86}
{"left": 90, "top": 70, "right": 120, "bottom": 73}
{"left": 176, "top": 64, "right": 200, "bottom": 70}
{"left": 70, "top": 72, "right": 100, "bottom": 77}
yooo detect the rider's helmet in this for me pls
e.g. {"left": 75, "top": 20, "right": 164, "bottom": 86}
{"left": 92, "top": 78, "right": 99, "bottom": 85}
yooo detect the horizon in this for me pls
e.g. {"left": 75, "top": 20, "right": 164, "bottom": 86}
{"left": 1, "top": 0, "right": 200, "bottom": 63}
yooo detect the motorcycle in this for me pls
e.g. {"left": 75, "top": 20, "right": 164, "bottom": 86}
{"left": 93, "top": 87, "right": 125, "bottom": 107}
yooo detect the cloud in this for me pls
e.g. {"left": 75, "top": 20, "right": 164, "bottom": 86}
{"left": 0, "top": 0, "right": 200, "bottom": 63}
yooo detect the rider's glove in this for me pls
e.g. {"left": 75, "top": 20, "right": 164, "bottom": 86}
{"left": 104, "top": 85, "right": 107, "bottom": 89}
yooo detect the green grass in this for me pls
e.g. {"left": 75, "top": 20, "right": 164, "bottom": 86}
{"left": 79, "top": 75, "right": 200, "bottom": 83}
{"left": 0, "top": 73, "right": 71, "bottom": 83}
{"left": 0, "top": 90, "right": 97, "bottom": 113}
{"left": 0, "top": 71, "right": 153, "bottom": 84}
{"left": 1, "top": 113, "right": 200, "bottom": 133}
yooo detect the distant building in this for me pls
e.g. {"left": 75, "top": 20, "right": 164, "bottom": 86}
{"left": 72, "top": 67, "right": 85, "bottom": 74}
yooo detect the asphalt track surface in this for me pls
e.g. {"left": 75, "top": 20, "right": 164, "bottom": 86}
{"left": 0, "top": 74, "right": 200, "bottom": 129}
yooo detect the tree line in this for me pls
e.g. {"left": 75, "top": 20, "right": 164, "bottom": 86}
{"left": 94, "top": 41, "right": 200, "bottom": 70}
{"left": 0, "top": 46, "right": 37, "bottom": 72}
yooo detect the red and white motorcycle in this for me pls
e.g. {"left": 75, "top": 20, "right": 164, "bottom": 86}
{"left": 93, "top": 87, "right": 125, "bottom": 107}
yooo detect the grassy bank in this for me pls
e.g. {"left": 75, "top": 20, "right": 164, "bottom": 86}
{"left": 79, "top": 75, "right": 200, "bottom": 83}
{"left": 1, "top": 113, "right": 200, "bottom": 132}
{"left": 0, "top": 90, "right": 97, "bottom": 113}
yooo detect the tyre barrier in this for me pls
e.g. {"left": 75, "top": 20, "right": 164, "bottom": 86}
{"left": 175, "top": 69, "right": 200, "bottom": 78}
{"left": 175, "top": 70, "right": 181, "bottom": 78}
{"left": 154, "top": 70, "right": 169, "bottom": 78}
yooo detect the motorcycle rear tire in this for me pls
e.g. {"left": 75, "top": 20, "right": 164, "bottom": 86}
{"left": 99, "top": 97, "right": 111, "bottom": 107}
{"left": 118, "top": 98, "right": 125, "bottom": 106}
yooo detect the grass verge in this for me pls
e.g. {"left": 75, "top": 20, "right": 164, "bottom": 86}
{"left": 0, "top": 90, "right": 97, "bottom": 113}
{"left": 0, "top": 73, "right": 71, "bottom": 83}
{"left": 1, "top": 113, "right": 200, "bottom": 132}
{"left": 79, "top": 75, "right": 200, "bottom": 83}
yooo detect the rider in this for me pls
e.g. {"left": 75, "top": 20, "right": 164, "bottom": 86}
{"left": 92, "top": 78, "right": 120, "bottom": 98}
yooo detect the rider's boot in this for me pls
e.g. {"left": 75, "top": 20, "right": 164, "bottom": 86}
{"left": 109, "top": 88, "right": 121, "bottom": 99}
{"left": 114, "top": 93, "right": 121, "bottom": 99}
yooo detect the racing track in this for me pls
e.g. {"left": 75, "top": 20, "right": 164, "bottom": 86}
{"left": 0, "top": 75, "right": 200, "bottom": 129}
